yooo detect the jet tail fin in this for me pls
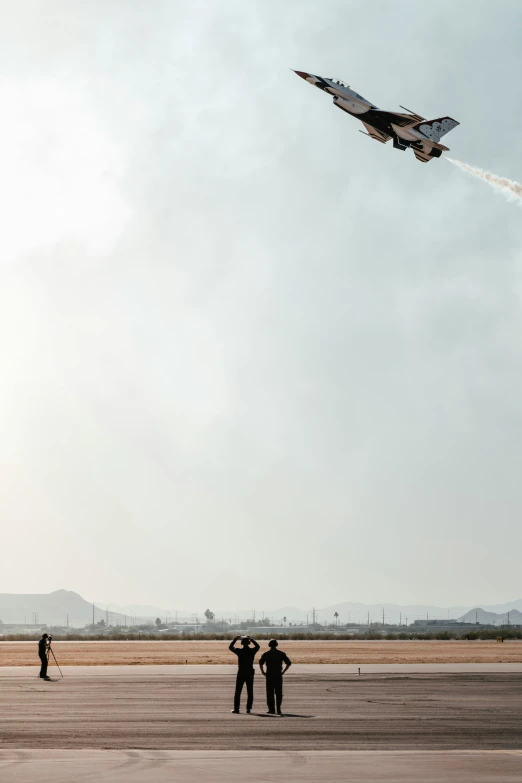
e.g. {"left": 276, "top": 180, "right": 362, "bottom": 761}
{"left": 412, "top": 117, "right": 459, "bottom": 143}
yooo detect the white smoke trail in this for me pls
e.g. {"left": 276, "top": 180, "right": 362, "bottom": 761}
{"left": 446, "top": 158, "right": 522, "bottom": 205}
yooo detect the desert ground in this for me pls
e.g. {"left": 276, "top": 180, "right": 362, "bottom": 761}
{"left": 1, "top": 639, "right": 520, "bottom": 666}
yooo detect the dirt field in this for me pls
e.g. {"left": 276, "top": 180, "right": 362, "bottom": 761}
{"left": 1, "top": 639, "right": 521, "bottom": 666}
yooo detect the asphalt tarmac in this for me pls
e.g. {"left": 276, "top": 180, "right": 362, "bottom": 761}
{"left": 1, "top": 666, "right": 521, "bottom": 751}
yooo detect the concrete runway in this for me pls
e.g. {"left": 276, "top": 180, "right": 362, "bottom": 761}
{"left": 3, "top": 662, "right": 522, "bottom": 676}
{"left": 1, "top": 666, "right": 521, "bottom": 751}
{"left": 1, "top": 750, "right": 522, "bottom": 783}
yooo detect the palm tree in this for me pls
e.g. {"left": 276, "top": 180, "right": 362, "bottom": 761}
{"left": 282, "top": 616, "right": 287, "bottom": 625}
{"left": 334, "top": 612, "right": 339, "bottom": 625}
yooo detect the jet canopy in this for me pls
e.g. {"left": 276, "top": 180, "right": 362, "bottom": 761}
{"left": 328, "top": 78, "right": 350, "bottom": 88}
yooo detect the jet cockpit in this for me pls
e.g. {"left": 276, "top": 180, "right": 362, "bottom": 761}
{"left": 328, "top": 78, "right": 350, "bottom": 88}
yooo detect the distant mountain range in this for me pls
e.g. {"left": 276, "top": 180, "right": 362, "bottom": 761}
{"left": 2, "top": 590, "right": 522, "bottom": 628}
{"left": 97, "top": 600, "right": 474, "bottom": 625}
{"left": 0, "top": 589, "right": 113, "bottom": 626}
{"left": 458, "top": 608, "right": 522, "bottom": 625}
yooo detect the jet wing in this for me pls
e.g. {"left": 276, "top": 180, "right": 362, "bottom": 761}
{"left": 362, "top": 122, "right": 391, "bottom": 144}
{"left": 399, "top": 106, "right": 426, "bottom": 121}
{"left": 371, "top": 110, "right": 422, "bottom": 127}
{"left": 372, "top": 109, "right": 424, "bottom": 128}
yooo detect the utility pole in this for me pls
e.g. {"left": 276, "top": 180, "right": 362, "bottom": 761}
{"left": 367, "top": 610, "right": 370, "bottom": 627}
{"left": 92, "top": 603, "right": 95, "bottom": 629}
{"left": 382, "top": 608, "right": 385, "bottom": 625}
{"left": 67, "top": 614, "right": 69, "bottom": 630}
{"left": 400, "top": 612, "right": 402, "bottom": 626}
{"left": 106, "top": 606, "right": 109, "bottom": 628}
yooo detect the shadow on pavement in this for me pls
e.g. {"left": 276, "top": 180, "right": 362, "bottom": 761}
{"left": 255, "top": 713, "right": 313, "bottom": 718}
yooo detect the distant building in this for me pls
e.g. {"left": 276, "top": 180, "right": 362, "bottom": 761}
{"left": 412, "top": 619, "right": 496, "bottom": 632}
{"left": 413, "top": 619, "right": 463, "bottom": 626}
{"left": 246, "top": 626, "right": 350, "bottom": 635}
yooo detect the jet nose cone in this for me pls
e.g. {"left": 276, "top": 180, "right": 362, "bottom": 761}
{"left": 293, "top": 70, "right": 310, "bottom": 80}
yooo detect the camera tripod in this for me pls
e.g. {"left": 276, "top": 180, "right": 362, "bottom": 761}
{"left": 47, "top": 640, "right": 64, "bottom": 679}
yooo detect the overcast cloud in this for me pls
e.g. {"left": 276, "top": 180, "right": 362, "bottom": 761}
{"left": 1, "top": 0, "right": 522, "bottom": 610}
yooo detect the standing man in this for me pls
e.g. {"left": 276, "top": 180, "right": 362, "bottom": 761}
{"left": 259, "top": 639, "right": 291, "bottom": 715}
{"left": 38, "top": 633, "right": 51, "bottom": 680}
{"left": 229, "top": 635, "right": 260, "bottom": 714}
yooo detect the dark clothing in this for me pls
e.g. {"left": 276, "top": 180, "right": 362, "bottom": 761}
{"left": 260, "top": 648, "right": 291, "bottom": 713}
{"left": 234, "top": 671, "right": 254, "bottom": 712}
{"left": 265, "top": 674, "right": 283, "bottom": 713}
{"left": 38, "top": 638, "right": 48, "bottom": 679}
{"left": 229, "top": 639, "right": 260, "bottom": 711}
{"left": 259, "top": 648, "right": 291, "bottom": 674}
{"left": 39, "top": 654, "right": 48, "bottom": 679}
{"left": 230, "top": 646, "right": 258, "bottom": 674}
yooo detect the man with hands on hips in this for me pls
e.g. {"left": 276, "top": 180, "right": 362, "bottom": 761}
{"left": 259, "top": 639, "right": 291, "bottom": 715}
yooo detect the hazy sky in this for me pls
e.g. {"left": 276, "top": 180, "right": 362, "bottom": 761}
{"left": 2, "top": 0, "right": 522, "bottom": 611}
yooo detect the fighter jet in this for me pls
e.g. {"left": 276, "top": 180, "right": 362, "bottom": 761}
{"left": 294, "top": 71, "right": 459, "bottom": 163}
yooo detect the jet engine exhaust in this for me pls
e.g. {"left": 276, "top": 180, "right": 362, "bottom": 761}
{"left": 446, "top": 158, "right": 522, "bottom": 205}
